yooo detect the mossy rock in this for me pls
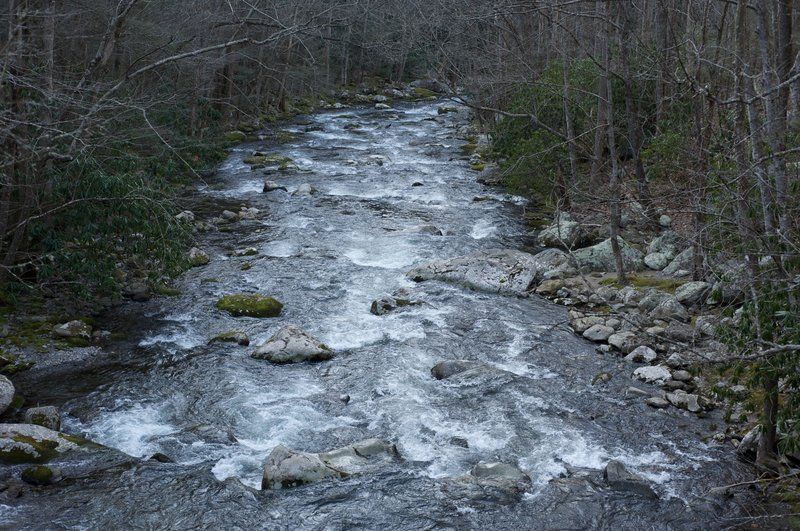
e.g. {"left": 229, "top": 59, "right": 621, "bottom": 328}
{"left": 201, "top": 278, "right": 219, "bottom": 284}
{"left": 224, "top": 131, "right": 247, "bottom": 142}
{"left": 470, "top": 163, "right": 486, "bottom": 172}
{"left": 208, "top": 331, "right": 250, "bottom": 346}
{"left": 243, "top": 155, "right": 267, "bottom": 166}
{"left": 413, "top": 87, "right": 436, "bottom": 98}
{"left": 216, "top": 294, "right": 283, "bottom": 318}
{"left": 274, "top": 131, "right": 297, "bottom": 143}
{"left": 240, "top": 263, "right": 252, "bottom": 271}
{"left": 153, "top": 285, "right": 182, "bottom": 297}
{"left": 460, "top": 143, "right": 478, "bottom": 155}
{"left": 21, "top": 465, "right": 56, "bottom": 485}
{"left": 438, "top": 107, "right": 459, "bottom": 114}
{"left": 0, "top": 434, "right": 60, "bottom": 464}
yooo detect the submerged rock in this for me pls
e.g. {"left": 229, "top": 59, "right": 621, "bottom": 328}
{"left": 407, "top": 248, "right": 574, "bottom": 295}
{"left": 603, "top": 460, "right": 658, "bottom": 499}
{"left": 262, "top": 438, "right": 397, "bottom": 489}
{"left": 251, "top": 324, "right": 333, "bottom": 363}
{"left": 370, "top": 288, "right": 424, "bottom": 315}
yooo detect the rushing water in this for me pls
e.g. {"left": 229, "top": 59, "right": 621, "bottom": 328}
{"left": 6, "top": 102, "right": 760, "bottom": 529}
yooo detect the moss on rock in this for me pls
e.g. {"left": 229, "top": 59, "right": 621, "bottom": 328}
{"left": 216, "top": 294, "right": 283, "bottom": 318}
{"left": 21, "top": 465, "right": 55, "bottom": 485}
{"left": 224, "top": 131, "right": 247, "bottom": 142}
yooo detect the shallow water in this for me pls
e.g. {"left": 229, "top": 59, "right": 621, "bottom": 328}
{"left": 6, "top": 102, "right": 759, "bottom": 529}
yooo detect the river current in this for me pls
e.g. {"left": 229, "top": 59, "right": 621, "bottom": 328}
{"left": 5, "top": 101, "right": 758, "bottom": 529}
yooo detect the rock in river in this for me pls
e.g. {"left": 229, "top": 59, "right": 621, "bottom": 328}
{"left": 216, "top": 294, "right": 283, "bottom": 318}
{"left": 604, "top": 460, "right": 658, "bottom": 499}
{"left": 251, "top": 324, "right": 333, "bottom": 363}
{"left": 262, "top": 438, "right": 397, "bottom": 489}
{"left": 407, "top": 248, "right": 574, "bottom": 295}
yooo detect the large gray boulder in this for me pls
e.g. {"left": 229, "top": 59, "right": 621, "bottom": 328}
{"left": 0, "top": 374, "right": 14, "bottom": 415}
{"left": 663, "top": 247, "right": 694, "bottom": 276}
{"left": 647, "top": 231, "right": 682, "bottom": 258}
{"left": 632, "top": 365, "right": 672, "bottom": 385}
{"left": 407, "top": 248, "right": 575, "bottom": 295}
{"left": 262, "top": 439, "right": 397, "bottom": 490}
{"left": 443, "top": 461, "right": 532, "bottom": 503}
{"left": 649, "top": 296, "right": 689, "bottom": 322}
{"left": 675, "top": 281, "right": 711, "bottom": 307}
{"left": 536, "top": 212, "right": 590, "bottom": 249}
{"left": 251, "top": 325, "right": 333, "bottom": 363}
{"left": 573, "top": 238, "right": 645, "bottom": 272}
{"left": 604, "top": 460, "right": 658, "bottom": 498}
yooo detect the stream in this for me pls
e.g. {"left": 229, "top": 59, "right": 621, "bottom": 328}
{"left": 5, "top": 101, "right": 759, "bottom": 529}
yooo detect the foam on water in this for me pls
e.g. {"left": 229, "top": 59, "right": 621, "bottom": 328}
{"left": 470, "top": 218, "right": 498, "bottom": 239}
{"left": 76, "top": 402, "right": 178, "bottom": 457}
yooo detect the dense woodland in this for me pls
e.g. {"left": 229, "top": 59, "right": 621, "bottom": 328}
{"left": 1, "top": 1, "right": 799, "bottom": 475}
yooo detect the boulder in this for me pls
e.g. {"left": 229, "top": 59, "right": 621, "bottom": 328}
{"left": 0, "top": 424, "right": 82, "bottom": 464}
{"left": 188, "top": 247, "right": 210, "bottom": 267}
{"left": 407, "top": 248, "right": 575, "bottom": 295}
{"left": 604, "top": 460, "right": 658, "bottom": 498}
{"left": 262, "top": 438, "right": 397, "bottom": 490}
{"left": 216, "top": 294, "right": 283, "bottom": 318}
{"left": 536, "top": 212, "right": 590, "bottom": 249}
{"left": 666, "top": 391, "right": 702, "bottom": 413}
{"left": 24, "top": 406, "right": 60, "bottom": 431}
{"left": 624, "top": 346, "right": 658, "bottom": 363}
{"left": 582, "top": 324, "right": 614, "bottom": 342}
{"left": 0, "top": 374, "right": 14, "bottom": 415}
{"left": 736, "top": 427, "right": 760, "bottom": 458}
{"left": 370, "top": 289, "right": 423, "bottom": 315}
{"left": 632, "top": 365, "right": 672, "bottom": 385}
{"left": 175, "top": 210, "right": 195, "bottom": 223}
{"left": 694, "top": 315, "right": 718, "bottom": 337}
{"left": 251, "top": 325, "right": 333, "bottom": 363}
{"left": 262, "top": 445, "right": 344, "bottom": 489}
{"left": 645, "top": 397, "right": 670, "bottom": 409}
{"left": 431, "top": 360, "right": 482, "bottom": 380}
{"left": 263, "top": 180, "right": 288, "bottom": 193}
{"left": 443, "top": 461, "right": 532, "bottom": 503}
{"left": 663, "top": 248, "right": 693, "bottom": 276}
{"left": 569, "top": 315, "right": 605, "bottom": 334}
{"left": 238, "top": 207, "right": 260, "bottom": 220}
{"left": 572, "top": 238, "right": 645, "bottom": 272}
{"left": 293, "top": 183, "right": 315, "bottom": 196}
{"left": 607, "top": 331, "right": 638, "bottom": 353}
{"left": 208, "top": 331, "right": 250, "bottom": 347}
{"left": 659, "top": 215, "right": 672, "bottom": 228}
{"left": 644, "top": 252, "right": 670, "bottom": 271}
{"left": 647, "top": 231, "right": 682, "bottom": 257}
{"left": 675, "top": 281, "right": 711, "bottom": 307}
{"left": 52, "top": 320, "right": 92, "bottom": 342}
{"left": 221, "top": 210, "right": 238, "bottom": 222}
{"left": 649, "top": 297, "right": 689, "bottom": 322}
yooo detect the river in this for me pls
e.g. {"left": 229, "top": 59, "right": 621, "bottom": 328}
{"left": 4, "top": 101, "right": 758, "bottom": 529}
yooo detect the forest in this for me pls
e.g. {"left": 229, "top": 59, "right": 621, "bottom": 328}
{"left": 2, "top": 0, "right": 800, "bottom": 525}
